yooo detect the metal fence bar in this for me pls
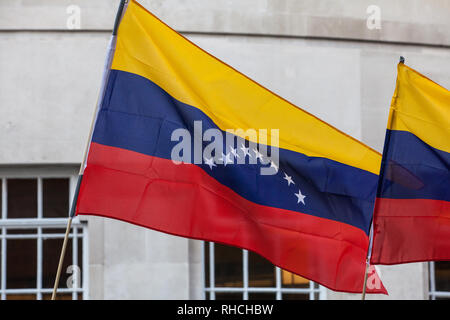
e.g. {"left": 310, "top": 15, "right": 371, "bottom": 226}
{"left": 36, "top": 178, "right": 43, "bottom": 300}
{"left": 1, "top": 178, "right": 6, "bottom": 220}
{"left": 275, "top": 267, "right": 282, "bottom": 300}
{"left": 4, "top": 288, "right": 83, "bottom": 294}
{"left": 432, "top": 291, "right": 450, "bottom": 298}
{"left": 209, "top": 242, "right": 215, "bottom": 300}
{"left": 0, "top": 217, "right": 83, "bottom": 228}
{"left": 1, "top": 178, "right": 7, "bottom": 300}
{"left": 0, "top": 227, "right": 5, "bottom": 300}
{"left": 429, "top": 262, "right": 436, "bottom": 300}
{"left": 309, "top": 278, "right": 314, "bottom": 300}
{"left": 1, "top": 233, "right": 81, "bottom": 240}
{"left": 72, "top": 227, "right": 78, "bottom": 300}
{"left": 200, "top": 241, "right": 206, "bottom": 300}
{"left": 82, "top": 225, "right": 89, "bottom": 300}
{"left": 242, "top": 250, "right": 248, "bottom": 300}
{"left": 319, "top": 285, "right": 327, "bottom": 300}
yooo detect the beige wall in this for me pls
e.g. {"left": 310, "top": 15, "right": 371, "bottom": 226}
{"left": 1, "top": 0, "right": 449, "bottom": 299}
{"left": 2, "top": 0, "right": 450, "bottom": 46}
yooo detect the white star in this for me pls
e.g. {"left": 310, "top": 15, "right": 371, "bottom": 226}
{"left": 283, "top": 173, "right": 295, "bottom": 186}
{"left": 294, "top": 189, "right": 306, "bottom": 205}
{"left": 220, "top": 152, "right": 233, "bottom": 166}
{"left": 253, "top": 148, "right": 263, "bottom": 161}
{"left": 230, "top": 146, "right": 240, "bottom": 159}
{"left": 270, "top": 161, "right": 279, "bottom": 172}
{"left": 204, "top": 157, "right": 216, "bottom": 170}
{"left": 240, "top": 144, "right": 250, "bottom": 157}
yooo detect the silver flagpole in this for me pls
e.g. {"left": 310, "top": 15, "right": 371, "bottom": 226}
{"left": 361, "top": 223, "right": 374, "bottom": 300}
{"left": 51, "top": 0, "right": 129, "bottom": 300}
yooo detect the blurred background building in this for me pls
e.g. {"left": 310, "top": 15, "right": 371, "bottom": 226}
{"left": 0, "top": 0, "right": 449, "bottom": 300}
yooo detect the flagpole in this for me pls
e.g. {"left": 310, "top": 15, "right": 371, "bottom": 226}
{"left": 361, "top": 263, "right": 370, "bottom": 300}
{"left": 361, "top": 56, "right": 404, "bottom": 300}
{"left": 51, "top": 0, "right": 129, "bottom": 300}
{"left": 361, "top": 224, "right": 374, "bottom": 300}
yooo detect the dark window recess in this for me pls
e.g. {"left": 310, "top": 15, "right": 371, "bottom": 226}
{"left": 43, "top": 178, "right": 69, "bottom": 218}
{"left": 43, "top": 238, "right": 73, "bottom": 289}
{"left": 7, "top": 179, "right": 37, "bottom": 219}
{"left": 214, "top": 244, "right": 243, "bottom": 287}
{"left": 7, "top": 239, "right": 37, "bottom": 289}
{"left": 248, "top": 251, "right": 275, "bottom": 287}
{"left": 435, "top": 261, "right": 450, "bottom": 292}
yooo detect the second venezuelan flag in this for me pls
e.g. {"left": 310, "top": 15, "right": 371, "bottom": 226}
{"left": 371, "top": 63, "right": 450, "bottom": 265}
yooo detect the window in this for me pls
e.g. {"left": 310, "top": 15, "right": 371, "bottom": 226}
{"left": 429, "top": 262, "right": 450, "bottom": 300}
{"left": 202, "top": 242, "right": 326, "bottom": 300}
{"left": 0, "top": 167, "right": 88, "bottom": 300}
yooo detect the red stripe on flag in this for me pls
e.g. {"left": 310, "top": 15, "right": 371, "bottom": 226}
{"left": 371, "top": 197, "right": 450, "bottom": 264}
{"left": 77, "top": 142, "right": 386, "bottom": 293}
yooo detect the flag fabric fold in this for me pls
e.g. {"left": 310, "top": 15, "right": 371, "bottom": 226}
{"left": 77, "top": 0, "right": 386, "bottom": 294}
{"left": 370, "top": 62, "right": 450, "bottom": 265}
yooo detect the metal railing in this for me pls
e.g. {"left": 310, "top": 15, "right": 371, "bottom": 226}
{"left": 0, "top": 174, "right": 88, "bottom": 300}
{"left": 202, "top": 242, "right": 326, "bottom": 300}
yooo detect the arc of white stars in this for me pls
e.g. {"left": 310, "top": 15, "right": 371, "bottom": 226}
{"left": 295, "top": 189, "right": 306, "bottom": 205}
{"left": 204, "top": 157, "right": 216, "bottom": 170}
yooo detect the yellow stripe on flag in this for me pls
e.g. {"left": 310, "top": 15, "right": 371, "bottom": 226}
{"left": 111, "top": 0, "right": 382, "bottom": 174}
{"left": 389, "top": 63, "right": 450, "bottom": 153}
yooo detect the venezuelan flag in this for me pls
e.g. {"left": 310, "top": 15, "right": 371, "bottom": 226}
{"left": 371, "top": 63, "right": 450, "bottom": 265}
{"left": 76, "top": 0, "right": 386, "bottom": 293}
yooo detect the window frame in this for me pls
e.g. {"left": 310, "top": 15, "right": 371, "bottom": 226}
{"left": 0, "top": 166, "right": 89, "bottom": 300}
{"left": 202, "top": 241, "right": 327, "bottom": 300}
{"left": 429, "top": 261, "right": 450, "bottom": 300}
